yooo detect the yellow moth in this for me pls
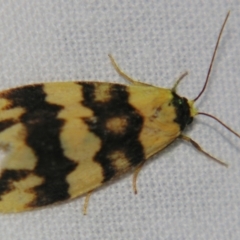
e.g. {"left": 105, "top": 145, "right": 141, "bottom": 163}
{"left": 0, "top": 11, "right": 238, "bottom": 214}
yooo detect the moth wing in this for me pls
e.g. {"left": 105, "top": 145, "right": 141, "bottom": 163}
{"left": 0, "top": 82, "right": 106, "bottom": 212}
{"left": 0, "top": 81, "right": 181, "bottom": 213}
{"left": 0, "top": 82, "right": 143, "bottom": 212}
{"left": 127, "top": 85, "right": 181, "bottom": 159}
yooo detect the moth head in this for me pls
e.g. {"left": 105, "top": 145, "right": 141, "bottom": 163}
{"left": 171, "top": 91, "right": 196, "bottom": 131}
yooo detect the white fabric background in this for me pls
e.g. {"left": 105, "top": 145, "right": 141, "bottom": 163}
{"left": 0, "top": 1, "right": 240, "bottom": 240}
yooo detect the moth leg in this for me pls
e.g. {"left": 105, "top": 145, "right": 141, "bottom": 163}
{"left": 83, "top": 190, "right": 93, "bottom": 215}
{"left": 179, "top": 135, "right": 228, "bottom": 167}
{"left": 133, "top": 161, "right": 145, "bottom": 194}
{"left": 108, "top": 54, "right": 150, "bottom": 86}
{"left": 171, "top": 71, "right": 188, "bottom": 92}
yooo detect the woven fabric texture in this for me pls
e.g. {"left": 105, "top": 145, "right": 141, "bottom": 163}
{"left": 0, "top": 1, "right": 240, "bottom": 240}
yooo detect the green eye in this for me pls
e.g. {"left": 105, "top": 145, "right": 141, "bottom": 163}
{"left": 178, "top": 99, "right": 183, "bottom": 105}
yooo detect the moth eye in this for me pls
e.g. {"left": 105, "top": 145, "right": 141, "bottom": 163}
{"left": 177, "top": 99, "right": 183, "bottom": 105}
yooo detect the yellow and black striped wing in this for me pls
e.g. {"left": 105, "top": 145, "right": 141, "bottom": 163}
{"left": 0, "top": 82, "right": 181, "bottom": 212}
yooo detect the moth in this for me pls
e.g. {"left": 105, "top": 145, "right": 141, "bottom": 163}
{"left": 0, "top": 11, "right": 238, "bottom": 214}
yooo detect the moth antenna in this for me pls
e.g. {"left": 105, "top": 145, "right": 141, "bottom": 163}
{"left": 194, "top": 11, "right": 230, "bottom": 102}
{"left": 198, "top": 112, "right": 240, "bottom": 138}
